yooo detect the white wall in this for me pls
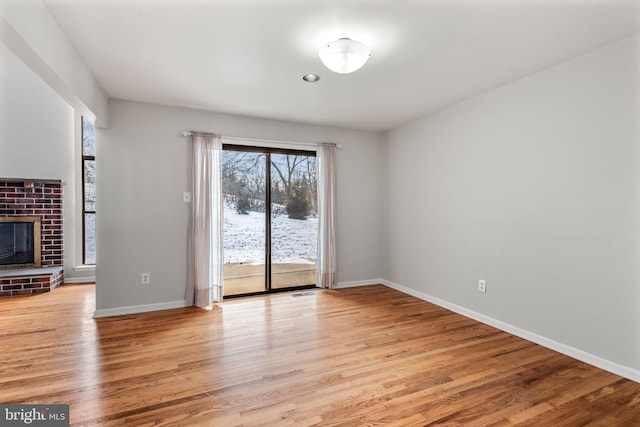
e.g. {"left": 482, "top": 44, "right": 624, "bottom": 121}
{"left": 386, "top": 35, "right": 640, "bottom": 377}
{"left": 95, "top": 100, "right": 386, "bottom": 313}
{"left": 0, "top": 0, "right": 109, "bottom": 126}
{"left": 0, "top": 42, "right": 88, "bottom": 280}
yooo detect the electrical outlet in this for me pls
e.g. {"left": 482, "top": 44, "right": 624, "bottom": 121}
{"left": 183, "top": 192, "right": 191, "bottom": 203}
{"left": 478, "top": 279, "right": 487, "bottom": 293}
{"left": 141, "top": 273, "right": 151, "bottom": 285}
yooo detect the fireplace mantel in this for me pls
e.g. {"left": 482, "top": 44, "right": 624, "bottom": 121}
{"left": 0, "top": 177, "right": 64, "bottom": 185}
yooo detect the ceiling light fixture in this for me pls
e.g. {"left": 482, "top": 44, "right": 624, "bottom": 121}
{"left": 302, "top": 73, "right": 320, "bottom": 82}
{"left": 318, "top": 38, "right": 370, "bottom": 74}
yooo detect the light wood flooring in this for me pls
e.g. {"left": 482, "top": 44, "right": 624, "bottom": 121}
{"left": 1, "top": 284, "right": 639, "bottom": 426}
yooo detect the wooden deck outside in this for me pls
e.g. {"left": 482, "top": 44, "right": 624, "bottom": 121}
{"left": 223, "top": 261, "right": 316, "bottom": 296}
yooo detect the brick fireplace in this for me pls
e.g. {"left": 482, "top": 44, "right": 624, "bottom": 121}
{"left": 0, "top": 178, "right": 64, "bottom": 296}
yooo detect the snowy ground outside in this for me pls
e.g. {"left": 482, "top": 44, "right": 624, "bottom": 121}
{"left": 85, "top": 213, "right": 96, "bottom": 264}
{"left": 224, "top": 204, "right": 317, "bottom": 265}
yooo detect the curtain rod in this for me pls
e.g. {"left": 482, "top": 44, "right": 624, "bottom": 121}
{"left": 180, "top": 131, "right": 341, "bottom": 149}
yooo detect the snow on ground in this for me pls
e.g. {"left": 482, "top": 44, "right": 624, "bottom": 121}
{"left": 85, "top": 213, "right": 96, "bottom": 264}
{"left": 223, "top": 206, "right": 317, "bottom": 264}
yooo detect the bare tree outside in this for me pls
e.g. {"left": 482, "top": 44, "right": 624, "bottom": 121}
{"left": 223, "top": 151, "right": 316, "bottom": 219}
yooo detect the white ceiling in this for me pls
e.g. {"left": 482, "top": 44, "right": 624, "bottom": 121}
{"left": 43, "top": 0, "right": 639, "bottom": 132}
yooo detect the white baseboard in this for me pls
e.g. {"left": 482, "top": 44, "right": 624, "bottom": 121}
{"left": 336, "top": 278, "right": 384, "bottom": 289}
{"left": 381, "top": 279, "right": 640, "bottom": 384}
{"left": 93, "top": 300, "right": 189, "bottom": 318}
{"left": 92, "top": 280, "right": 384, "bottom": 317}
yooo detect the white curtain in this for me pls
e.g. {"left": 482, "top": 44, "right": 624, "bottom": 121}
{"left": 316, "top": 143, "right": 337, "bottom": 288}
{"left": 187, "top": 133, "right": 224, "bottom": 306}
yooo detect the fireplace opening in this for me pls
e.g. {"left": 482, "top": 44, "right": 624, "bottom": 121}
{"left": 0, "top": 217, "right": 41, "bottom": 269}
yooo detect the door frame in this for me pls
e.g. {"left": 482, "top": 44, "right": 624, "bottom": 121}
{"left": 222, "top": 144, "right": 318, "bottom": 297}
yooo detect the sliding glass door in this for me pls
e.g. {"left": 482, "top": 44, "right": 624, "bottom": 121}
{"left": 221, "top": 150, "right": 267, "bottom": 295}
{"left": 222, "top": 146, "right": 317, "bottom": 296}
{"left": 270, "top": 153, "right": 317, "bottom": 289}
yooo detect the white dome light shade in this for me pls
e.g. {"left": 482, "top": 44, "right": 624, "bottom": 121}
{"left": 318, "top": 38, "right": 370, "bottom": 74}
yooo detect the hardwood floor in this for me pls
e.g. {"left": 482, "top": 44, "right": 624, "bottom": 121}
{"left": 1, "top": 284, "right": 639, "bottom": 426}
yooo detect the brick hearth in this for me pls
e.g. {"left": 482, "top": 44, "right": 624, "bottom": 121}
{"left": 0, "top": 178, "right": 64, "bottom": 295}
{"left": 0, "top": 267, "right": 63, "bottom": 296}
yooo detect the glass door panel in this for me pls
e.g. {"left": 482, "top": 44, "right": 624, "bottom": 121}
{"left": 270, "top": 154, "right": 317, "bottom": 290}
{"left": 222, "top": 150, "right": 267, "bottom": 296}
